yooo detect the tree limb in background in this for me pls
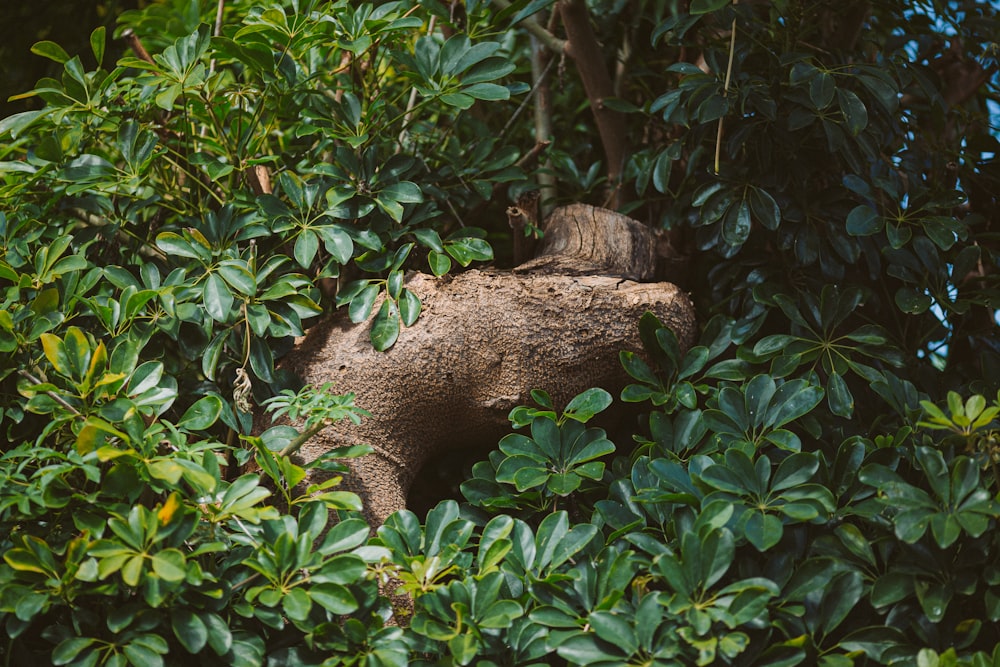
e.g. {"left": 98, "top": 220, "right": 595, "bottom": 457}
{"left": 121, "top": 29, "right": 154, "bottom": 64}
{"left": 531, "top": 33, "right": 557, "bottom": 216}
{"left": 557, "top": 0, "right": 628, "bottom": 209}
{"left": 492, "top": 0, "right": 628, "bottom": 208}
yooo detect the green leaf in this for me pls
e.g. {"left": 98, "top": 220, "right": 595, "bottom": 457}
{"left": 441, "top": 92, "right": 475, "bottom": 109}
{"left": 178, "top": 395, "right": 223, "bottom": 431}
{"left": 31, "top": 40, "right": 70, "bottom": 64}
{"left": 172, "top": 609, "right": 208, "bottom": 654}
{"left": 380, "top": 181, "right": 423, "bottom": 204}
{"left": 693, "top": 181, "right": 726, "bottom": 207}
{"left": 463, "top": 82, "right": 510, "bottom": 100}
{"left": 413, "top": 228, "right": 445, "bottom": 253}
{"left": 479, "top": 599, "right": 522, "bottom": 628}
{"left": 771, "top": 453, "right": 819, "bottom": 491}
{"left": 202, "top": 331, "right": 227, "bottom": 382}
{"left": 294, "top": 229, "right": 320, "bottom": 267}
{"left": 282, "top": 587, "right": 312, "bottom": 621}
{"left": 818, "top": 571, "right": 864, "bottom": 634}
{"left": 52, "top": 638, "right": 96, "bottom": 665}
{"left": 90, "top": 26, "right": 106, "bottom": 67}
{"left": 846, "top": 205, "right": 882, "bottom": 236}
{"left": 217, "top": 261, "right": 256, "bottom": 296}
{"left": 319, "top": 226, "right": 354, "bottom": 264}
{"left": 0, "top": 109, "right": 49, "bottom": 138}
{"left": 838, "top": 89, "right": 868, "bottom": 135}
{"left": 371, "top": 299, "right": 400, "bottom": 351}
{"left": 349, "top": 284, "right": 379, "bottom": 323}
{"left": 870, "top": 571, "right": 911, "bottom": 608}
{"left": 508, "top": 0, "right": 558, "bottom": 24}
{"left": 203, "top": 273, "right": 234, "bottom": 322}
{"left": 428, "top": 250, "right": 452, "bottom": 276}
{"left": 589, "top": 611, "right": 638, "bottom": 655}
{"left": 894, "top": 287, "right": 932, "bottom": 314}
{"left": 754, "top": 334, "right": 796, "bottom": 357}
{"left": 547, "top": 472, "right": 582, "bottom": 495}
{"left": 744, "top": 511, "right": 783, "bottom": 551}
{"left": 827, "top": 371, "right": 854, "bottom": 418}
{"left": 40, "top": 333, "right": 72, "bottom": 375}
{"left": 809, "top": 71, "right": 835, "bottom": 109}
{"left": 563, "top": 388, "right": 613, "bottom": 422}
{"left": 201, "top": 613, "right": 233, "bottom": 655}
{"left": 446, "top": 237, "right": 494, "bottom": 266}
{"left": 399, "top": 289, "right": 421, "bottom": 327}
{"left": 549, "top": 524, "right": 598, "bottom": 570}
{"left": 722, "top": 200, "right": 752, "bottom": 247}
{"left": 309, "top": 583, "right": 358, "bottom": 614}
{"left": 750, "top": 187, "right": 781, "bottom": 230}
{"left": 765, "top": 380, "right": 824, "bottom": 429}
{"left": 151, "top": 549, "right": 187, "bottom": 582}
{"left": 123, "top": 643, "right": 164, "bottom": 667}
{"left": 557, "top": 635, "right": 620, "bottom": 664}
{"left": 156, "top": 232, "right": 205, "bottom": 260}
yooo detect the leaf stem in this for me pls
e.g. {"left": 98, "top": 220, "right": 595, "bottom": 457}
{"left": 715, "top": 2, "right": 739, "bottom": 175}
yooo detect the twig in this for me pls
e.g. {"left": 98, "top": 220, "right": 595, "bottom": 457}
{"left": 530, "top": 34, "right": 557, "bottom": 215}
{"left": 444, "top": 197, "right": 466, "bottom": 228}
{"left": 122, "top": 29, "right": 155, "bottom": 65}
{"left": 715, "top": 2, "right": 739, "bottom": 175}
{"left": 209, "top": 0, "right": 226, "bottom": 74}
{"left": 398, "top": 15, "right": 437, "bottom": 151}
{"left": 499, "top": 55, "right": 556, "bottom": 139}
{"left": 515, "top": 140, "right": 552, "bottom": 169}
{"left": 491, "top": 0, "right": 567, "bottom": 54}
{"left": 17, "top": 370, "right": 82, "bottom": 416}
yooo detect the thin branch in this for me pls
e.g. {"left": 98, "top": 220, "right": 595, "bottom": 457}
{"left": 515, "top": 140, "right": 552, "bottom": 169}
{"left": 398, "top": 15, "right": 437, "bottom": 151}
{"left": 715, "top": 3, "right": 739, "bottom": 175}
{"left": 17, "top": 370, "right": 82, "bottom": 416}
{"left": 209, "top": 0, "right": 226, "bottom": 74}
{"left": 491, "top": 0, "right": 567, "bottom": 54}
{"left": 558, "top": 0, "right": 628, "bottom": 207}
{"left": 531, "top": 34, "right": 557, "bottom": 216}
{"left": 122, "top": 29, "right": 155, "bottom": 65}
{"left": 499, "top": 53, "right": 556, "bottom": 139}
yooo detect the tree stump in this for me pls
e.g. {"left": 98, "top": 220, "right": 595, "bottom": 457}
{"left": 258, "top": 204, "right": 697, "bottom": 525}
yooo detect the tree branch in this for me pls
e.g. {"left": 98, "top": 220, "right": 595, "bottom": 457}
{"left": 491, "top": 0, "right": 567, "bottom": 53}
{"left": 531, "top": 34, "right": 557, "bottom": 216}
{"left": 558, "top": 0, "right": 628, "bottom": 208}
{"left": 121, "top": 29, "right": 154, "bottom": 65}
{"left": 17, "top": 370, "right": 81, "bottom": 416}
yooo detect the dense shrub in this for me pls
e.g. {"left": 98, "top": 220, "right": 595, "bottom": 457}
{"left": 0, "top": 0, "right": 998, "bottom": 665}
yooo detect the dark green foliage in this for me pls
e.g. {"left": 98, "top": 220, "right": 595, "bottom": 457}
{"left": 1, "top": 0, "right": 999, "bottom": 664}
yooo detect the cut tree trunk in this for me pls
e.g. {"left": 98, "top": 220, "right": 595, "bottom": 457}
{"left": 517, "top": 203, "right": 662, "bottom": 280}
{"left": 256, "top": 204, "right": 697, "bottom": 525}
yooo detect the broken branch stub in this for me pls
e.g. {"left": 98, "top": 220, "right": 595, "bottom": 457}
{"left": 260, "top": 205, "right": 697, "bottom": 525}
{"left": 516, "top": 203, "right": 662, "bottom": 280}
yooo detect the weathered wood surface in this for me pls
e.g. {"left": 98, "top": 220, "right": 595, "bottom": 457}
{"left": 515, "top": 203, "right": 662, "bottom": 280}
{"left": 259, "top": 204, "right": 697, "bottom": 524}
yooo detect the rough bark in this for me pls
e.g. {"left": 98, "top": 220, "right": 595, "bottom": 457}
{"left": 259, "top": 205, "right": 697, "bottom": 525}
{"left": 517, "top": 203, "right": 661, "bottom": 280}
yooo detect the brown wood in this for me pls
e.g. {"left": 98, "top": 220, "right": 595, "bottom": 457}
{"left": 515, "top": 203, "right": 660, "bottom": 280}
{"left": 256, "top": 205, "right": 697, "bottom": 525}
